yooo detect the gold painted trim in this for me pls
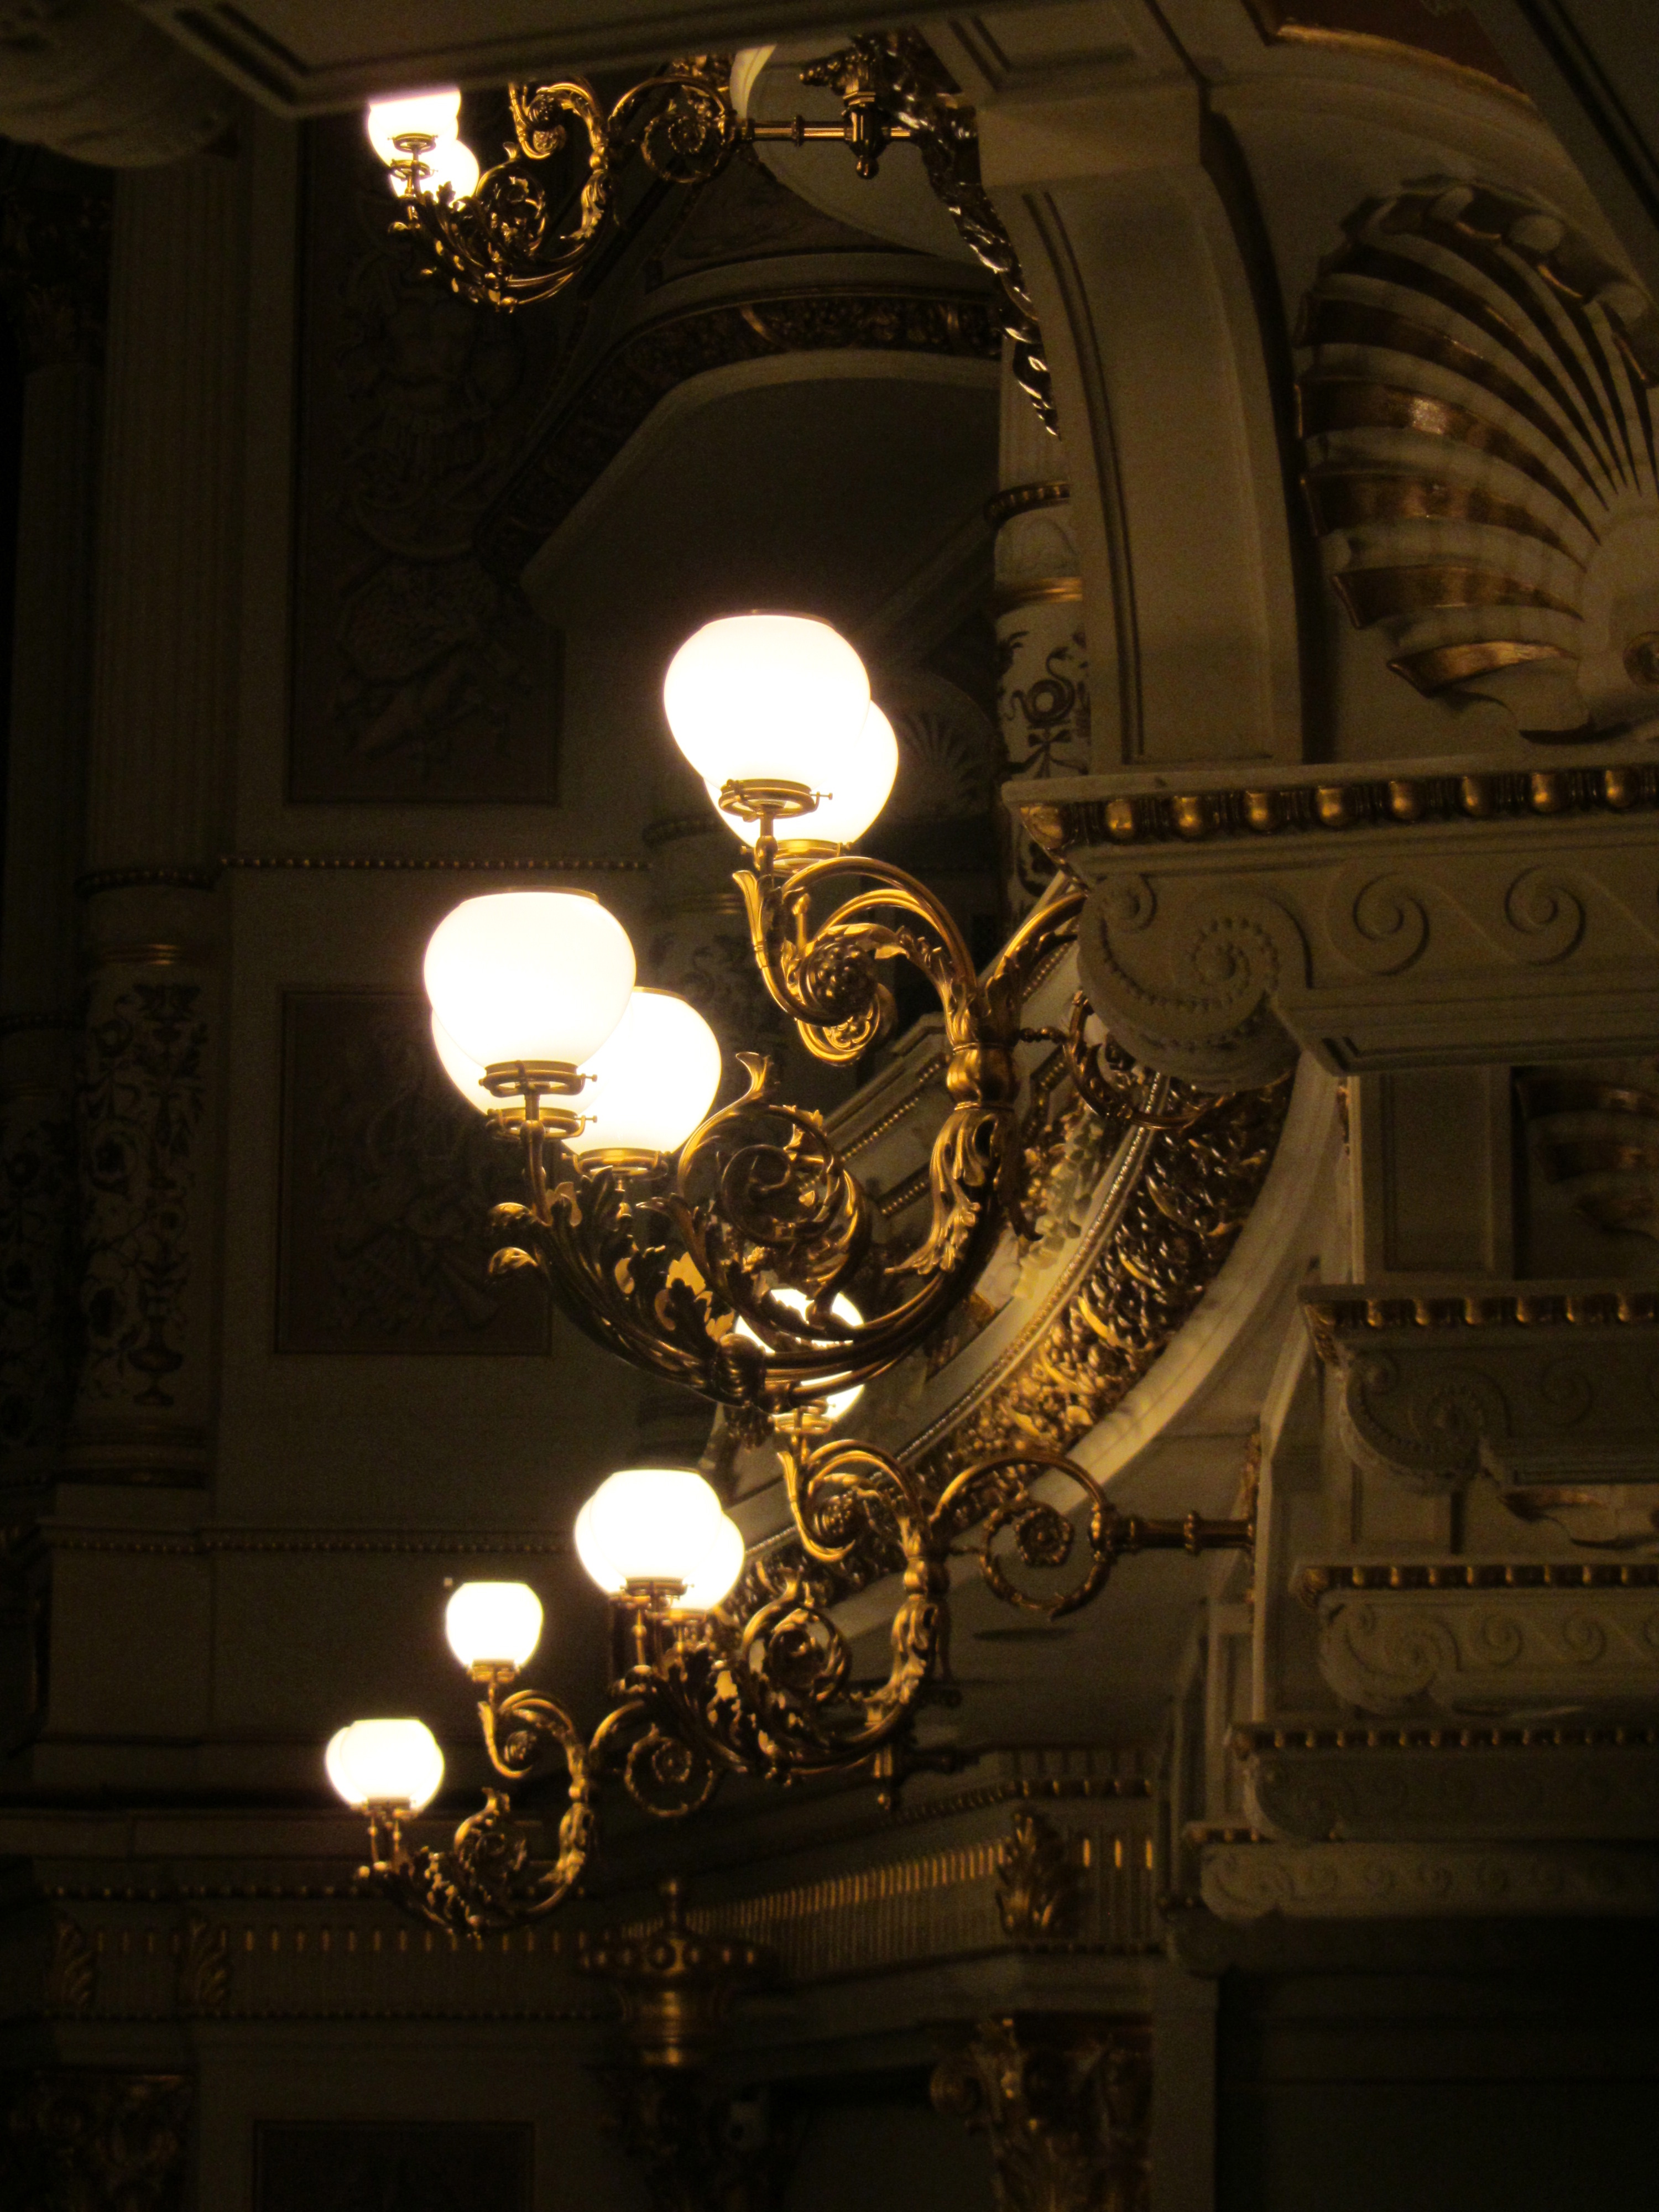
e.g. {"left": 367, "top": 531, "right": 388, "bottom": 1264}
{"left": 1296, "top": 1559, "right": 1659, "bottom": 1607}
{"left": 87, "top": 942, "right": 187, "bottom": 967}
{"left": 77, "top": 865, "right": 216, "bottom": 898}
{"left": 840, "top": 1055, "right": 950, "bottom": 1158}
{"left": 1234, "top": 1720, "right": 1658, "bottom": 1756}
{"left": 992, "top": 576, "right": 1083, "bottom": 618}
{"left": 985, "top": 480, "right": 1070, "bottom": 530}
{"left": 221, "top": 854, "right": 648, "bottom": 874}
{"left": 1025, "top": 760, "right": 1659, "bottom": 855}
{"left": 1302, "top": 1282, "right": 1659, "bottom": 1359}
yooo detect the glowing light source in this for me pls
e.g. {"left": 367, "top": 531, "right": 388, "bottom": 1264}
{"left": 664, "top": 614, "right": 870, "bottom": 798}
{"left": 444, "top": 1582, "right": 544, "bottom": 1672}
{"left": 366, "top": 88, "right": 460, "bottom": 165}
{"left": 713, "top": 702, "right": 898, "bottom": 849}
{"left": 736, "top": 1288, "right": 865, "bottom": 1422}
{"left": 575, "top": 1467, "right": 744, "bottom": 1607}
{"left": 424, "top": 891, "right": 635, "bottom": 1075}
{"left": 574, "top": 989, "right": 722, "bottom": 1159}
{"left": 325, "top": 1718, "right": 445, "bottom": 1811}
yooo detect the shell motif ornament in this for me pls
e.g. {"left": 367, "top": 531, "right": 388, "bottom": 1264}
{"left": 1297, "top": 179, "right": 1659, "bottom": 739}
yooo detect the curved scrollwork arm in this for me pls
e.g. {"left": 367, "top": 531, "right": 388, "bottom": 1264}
{"left": 351, "top": 1436, "right": 1255, "bottom": 1929}
{"left": 938, "top": 1448, "right": 1256, "bottom": 1620}
{"left": 480, "top": 867, "right": 1087, "bottom": 1429}
{"left": 357, "top": 1678, "right": 597, "bottom": 1936}
{"left": 389, "top": 67, "right": 738, "bottom": 309}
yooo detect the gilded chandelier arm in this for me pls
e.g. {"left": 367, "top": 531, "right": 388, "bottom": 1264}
{"left": 358, "top": 1679, "right": 598, "bottom": 1936}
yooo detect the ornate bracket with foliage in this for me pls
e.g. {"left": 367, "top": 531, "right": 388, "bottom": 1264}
{"left": 385, "top": 34, "right": 1056, "bottom": 427}
{"left": 357, "top": 1431, "right": 1249, "bottom": 1934}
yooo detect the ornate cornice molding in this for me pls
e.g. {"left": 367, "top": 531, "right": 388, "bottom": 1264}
{"left": 1305, "top": 1576, "right": 1659, "bottom": 1718}
{"left": 1034, "top": 750, "right": 1659, "bottom": 1084}
{"left": 1202, "top": 1840, "right": 1659, "bottom": 1923}
{"left": 1301, "top": 1277, "right": 1659, "bottom": 1488}
{"left": 1233, "top": 1723, "right": 1659, "bottom": 1842}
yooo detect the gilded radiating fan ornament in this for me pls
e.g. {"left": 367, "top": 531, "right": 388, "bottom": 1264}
{"left": 1298, "top": 179, "right": 1659, "bottom": 738}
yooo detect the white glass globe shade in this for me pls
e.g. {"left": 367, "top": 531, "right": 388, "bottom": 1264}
{"left": 575, "top": 1467, "right": 727, "bottom": 1591}
{"left": 424, "top": 891, "right": 635, "bottom": 1072}
{"left": 737, "top": 1288, "right": 865, "bottom": 1421}
{"left": 682, "top": 1510, "right": 745, "bottom": 1610}
{"left": 663, "top": 615, "right": 869, "bottom": 793}
{"left": 414, "top": 138, "right": 479, "bottom": 201}
{"left": 576, "top": 1483, "right": 744, "bottom": 1610}
{"left": 714, "top": 703, "right": 898, "bottom": 849}
{"left": 325, "top": 1718, "right": 445, "bottom": 1811}
{"left": 444, "top": 1581, "right": 543, "bottom": 1671}
{"left": 431, "top": 1013, "right": 489, "bottom": 1113}
{"left": 366, "top": 89, "right": 461, "bottom": 166}
{"left": 575, "top": 989, "right": 722, "bottom": 1157}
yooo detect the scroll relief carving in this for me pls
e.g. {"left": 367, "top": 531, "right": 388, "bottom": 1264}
{"left": 1301, "top": 1282, "right": 1659, "bottom": 1489}
{"left": 1238, "top": 1733, "right": 1659, "bottom": 1843}
{"left": 1202, "top": 1840, "right": 1659, "bottom": 1922}
{"left": 1061, "top": 758, "right": 1659, "bottom": 1086}
{"left": 1313, "top": 1584, "right": 1659, "bottom": 1717}
{"left": 1299, "top": 178, "right": 1659, "bottom": 740}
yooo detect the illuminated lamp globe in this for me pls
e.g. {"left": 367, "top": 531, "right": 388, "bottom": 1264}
{"left": 366, "top": 88, "right": 461, "bottom": 166}
{"left": 431, "top": 1012, "right": 489, "bottom": 1113}
{"left": 737, "top": 1288, "right": 865, "bottom": 1422}
{"left": 444, "top": 1582, "right": 544, "bottom": 1672}
{"left": 663, "top": 614, "right": 869, "bottom": 799}
{"left": 575, "top": 1485, "right": 744, "bottom": 1611}
{"left": 413, "top": 138, "right": 479, "bottom": 200}
{"left": 574, "top": 989, "right": 722, "bottom": 1160}
{"left": 713, "top": 703, "right": 898, "bottom": 851}
{"left": 575, "top": 1467, "right": 730, "bottom": 1595}
{"left": 325, "top": 1718, "right": 445, "bottom": 1812}
{"left": 424, "top": 891, "right": 635, "bottom": 1076}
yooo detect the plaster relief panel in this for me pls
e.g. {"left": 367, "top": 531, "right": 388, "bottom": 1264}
{"left": 277, "top": 993, "right": 547, "bottom": 1355}
{"left": 289, "top": 120, "right": 562, "bottom": 805}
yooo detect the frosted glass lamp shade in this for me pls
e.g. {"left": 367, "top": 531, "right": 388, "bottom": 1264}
{"left": 414, "top": 138, "right": 478, "bottom": 200}
{"left": 431, "top": 1013, "right": 490, "bottom": 1113}
{"left": 366, "top": 89, "right": 461, "bottom": 165}
{"left": 737, "top": 1288, "right": 865, "bottom": 1421}
{"left": 326, "top": 1718, "right": 445, "bottom": 1812}
{"left": 663, "top": 615, "right": 869, "bottom": 793}
{"left": 424, "top": 891, "right": 635, "bottom": 1072}
{"left": 714, "top": 703, "right": 898, "bottom": 849}
{"left": 575, "top": 1467, "right": 741, "bottom": 1603}
{"left": 445, "top": 1582, "right": 543, "bottom": 1671}
{"left": 575, "top": 990, "right": 722, "bottom": 1157}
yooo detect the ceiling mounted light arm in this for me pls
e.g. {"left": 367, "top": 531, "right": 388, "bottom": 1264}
{"left": 363, "top": 39, "right": 1056, "bottom": 428}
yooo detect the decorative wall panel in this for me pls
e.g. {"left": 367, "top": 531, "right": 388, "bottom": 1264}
{"left": 289, "top": 120, "right": 562, "bottom": 804}
{"left": 255, "top": 2123, "right": 532, "bottom": 2212}
{"left": 278, "top": 993, "right": 548, "bottom": 1354}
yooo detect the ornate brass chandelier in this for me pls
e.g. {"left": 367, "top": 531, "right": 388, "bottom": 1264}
{"left": 362, "top": 32, "right": 1057, "bottom": 426}
{"left": 325, "top": 616, "right": 1253, "bottom": 1933}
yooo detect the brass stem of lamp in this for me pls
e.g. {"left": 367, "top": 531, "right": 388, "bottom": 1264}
{"left": 482, "top": 1058, "right": 587, "bottom": 1140}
